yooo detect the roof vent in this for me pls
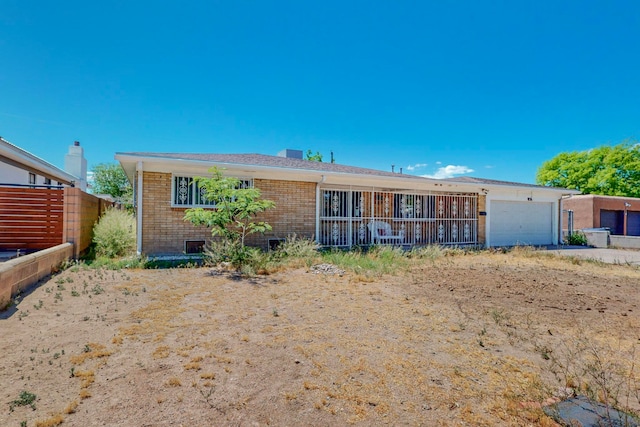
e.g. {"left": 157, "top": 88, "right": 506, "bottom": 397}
{"left": 277, "top": 149, "right": 303, "bottom": 159}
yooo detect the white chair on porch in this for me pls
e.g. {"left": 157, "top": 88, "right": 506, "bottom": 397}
{"left": 368, "top": 220, "right": 404, "bottom": 245}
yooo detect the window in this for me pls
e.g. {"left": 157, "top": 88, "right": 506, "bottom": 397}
{"left": 29, "top": 173, "right": 36, "bottom": 188}
{"left": 44, "top": 178, "right": 51, "bottom": 186}
{"left": 185, "top": 240, "right": 205, "bottom": 254}
{"left": 172, "top": 175, "right": 252, "bottom": 207}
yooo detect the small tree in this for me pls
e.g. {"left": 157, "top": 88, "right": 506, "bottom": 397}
{"left": 183, "top": 167, "right": 276, "bottom": 251}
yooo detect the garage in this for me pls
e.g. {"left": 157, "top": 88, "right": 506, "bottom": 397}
{"left": 489, "top": 201, "right": 554, "bottom": 246}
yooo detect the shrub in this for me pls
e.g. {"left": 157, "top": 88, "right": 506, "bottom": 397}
{"left": 204, "top": 240, "right": 251, "bottom": 268}
{"left": 274, "top": 235, "right": 320, "bottom": 260}
{"left": 566, "top": 231, "right": 588, "bottom": 246}
{"left": 93, "top": 208, "right": 136, "bottom": 258}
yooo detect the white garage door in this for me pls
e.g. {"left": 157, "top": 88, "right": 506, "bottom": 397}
{"left": 489, "top": 201, "right": 553, "bottom": 246}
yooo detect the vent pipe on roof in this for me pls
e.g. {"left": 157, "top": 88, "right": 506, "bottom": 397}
{"left": 391, "top": 165, "right": 395, "bottom": 173}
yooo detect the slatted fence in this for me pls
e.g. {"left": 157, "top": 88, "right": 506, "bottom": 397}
{"left": 0, "top": 187, "right": 64, "bottom": 250}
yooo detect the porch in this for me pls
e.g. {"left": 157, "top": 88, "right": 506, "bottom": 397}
{"left": 318, "top": 187, "right": 479, "bottom": 247}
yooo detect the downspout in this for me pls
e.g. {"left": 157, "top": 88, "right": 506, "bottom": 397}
{"left": 315, "top": 175, "right": 326, "bottom": 244}
{"left": 484, "top": 192, "right": 491, "bottom": 248}
{"left": 136, "top": 161, "right": 143, "bottom": 256}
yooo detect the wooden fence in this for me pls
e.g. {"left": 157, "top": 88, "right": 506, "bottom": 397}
{"left": 0, "top": 187, "right": 64, "bottom": 250}
{"left": 0, "top": 186, "right": 114, "bottom": 257}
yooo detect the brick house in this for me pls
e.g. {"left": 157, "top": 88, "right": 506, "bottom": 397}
{"left": 563, "top": 194, "right": 640, "bottom": 236}
{"left": 115, "top": 150, "right": 577, "bottom": 256}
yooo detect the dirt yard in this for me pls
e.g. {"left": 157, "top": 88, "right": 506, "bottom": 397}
{"left": 1, "top": 250, "right": 639, "bottom": 426}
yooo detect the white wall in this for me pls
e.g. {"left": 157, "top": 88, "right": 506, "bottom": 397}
{"left": 0, "top": 163, "right": 31, "bottom": 185}
{"left": 0, "top": 162, "right": 62, "bottom": 186}
{"left": 485, "top": 187, "right": 562, "bottom": 247}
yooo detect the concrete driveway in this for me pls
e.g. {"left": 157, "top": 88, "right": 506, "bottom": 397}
{"left": 546, "top": 246, "right": 640, "bottom": 266}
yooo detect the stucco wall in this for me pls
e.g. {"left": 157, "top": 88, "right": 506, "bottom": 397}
{"left": 0, "top": 162, "right": 65, "bottom": 186}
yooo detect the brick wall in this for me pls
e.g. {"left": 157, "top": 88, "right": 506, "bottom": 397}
{"left": 477, "top": 195, "right": 486, "bottom": 246}
{"left": 246, "top": 179, "right": 316, "bottom": 246}
{"left": 562, "top": 195, "right": 597, "bottom": 230}
{"left": 141, "top": 172, "right": 212, "bottom": 255}
{"left": 140, "top": 173, "right": 317, "bottom": 255}
{"left": 563, "top": 195, "right": 640, "bottom": 231}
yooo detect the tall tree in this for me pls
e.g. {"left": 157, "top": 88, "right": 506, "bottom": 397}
{"left": 536, "top": 141, "right": 640, "bottom": 197}
{"left": 91, "top": 163, "right": 133, "bottom": 207}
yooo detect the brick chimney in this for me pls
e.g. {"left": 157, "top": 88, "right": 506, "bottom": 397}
{"left": 64, "top": 141, "right": 87, "bottom": 190}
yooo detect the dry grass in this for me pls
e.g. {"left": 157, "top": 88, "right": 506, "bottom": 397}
{"left": 64, "top": 400, "right": 79, "bottom": 414}
{"left": 34, "top": 413, "right": 64, "bottom": 427}
{"left": 166, "top": 377, "right": 182, "bottom": 387}
{"left": 2, "top": 249, "right": 640, "bottom": 426}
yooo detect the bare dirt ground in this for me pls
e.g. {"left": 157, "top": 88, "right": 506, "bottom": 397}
{"left": 1, "top": 250, "right": 639, "bottom": 426}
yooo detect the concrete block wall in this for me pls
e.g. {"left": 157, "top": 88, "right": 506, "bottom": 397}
{"left": 63, "top": 188, "right": 113, "bottom": 258}
{"left": 0, "top": 243, "right": 73, "bottom": 310}
{"left": 140, "top": 172, "right": 317, "bottom": 255}
{"left": 610, "top": 235, "right": 640, "bottom": 249}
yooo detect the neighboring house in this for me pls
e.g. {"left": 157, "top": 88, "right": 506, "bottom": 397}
{"left": 0, "top": 137, "right": 87, "bottom": 189}
{"left": 1, "top": 137, "right": 93, "bottom": 254}
{"left": 115, "top": 149, "right": 578, "bottom": 256}
{"left": 563, "top": 194, "right": 640, "bottom": 236}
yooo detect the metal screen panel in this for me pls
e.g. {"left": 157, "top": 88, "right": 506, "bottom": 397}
{"left": 319, "top": 188, "right": 477, "bottom": 247}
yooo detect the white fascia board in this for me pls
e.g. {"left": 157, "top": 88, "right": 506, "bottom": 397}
{"left": 487, "top": 186, "right": 578, "bottom": 202}
{"left": 114, "top": 153, "right": 577, "bottom": 197}
{"left": 1, "top": 139, "right": 78, "bottom": 183}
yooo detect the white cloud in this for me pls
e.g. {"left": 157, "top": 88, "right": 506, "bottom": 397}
{"left": 422, "top": 165, "right": 474, "bottom": 179}
{"left": 435, "top": 161, "right": 442, "bottom": 165}
{"left": 405, "top": 163, "right": 428, "bottom": 171}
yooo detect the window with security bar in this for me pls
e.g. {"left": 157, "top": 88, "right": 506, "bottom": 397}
{"left": 172, "top": 175, "right": 253, "bottom": 207}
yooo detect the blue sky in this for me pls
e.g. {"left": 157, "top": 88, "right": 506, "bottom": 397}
{"left": 2, "top": 1, "right": 640, "bottom": 183}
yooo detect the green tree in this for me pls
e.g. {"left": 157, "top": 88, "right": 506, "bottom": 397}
{"left": 536, "top": 141, "right": 640, "bottom": 197}
{"left": 305, "top": 150, "right": 323, "bottom": 162}
{"left": 91, "top": 163, "right": 133, "bottom": 208}
{"left": 183, "top": 167, "right": 276, "bottom": 249}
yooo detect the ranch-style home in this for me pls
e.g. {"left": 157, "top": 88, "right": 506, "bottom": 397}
{"left": 115, "top": 149, "right": 578, "bottom": 256}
